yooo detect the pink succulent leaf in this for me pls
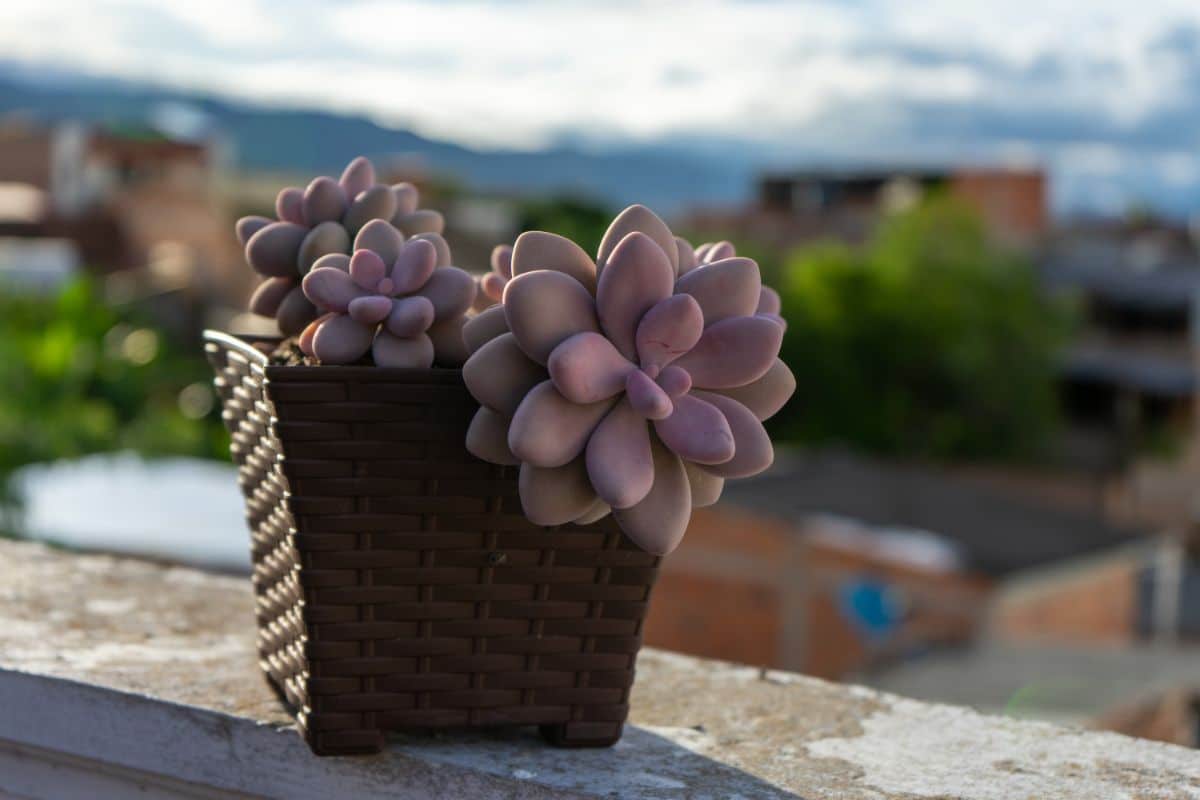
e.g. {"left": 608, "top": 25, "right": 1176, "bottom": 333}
{"left": 575, "top": 500, "right": 612, "bottom": 525}
{"left": 348, "top": 294, "right": 393, "bottom": 325}
{"left": 518, "top": 458, "right": 597, "bottom": 527}
{"left": 547, "top": 332, "right": 636, "bottom": 404}
{"left": 338, "top": 156, "right": 375, "bottom": 199}
{"left": 635, "top": 293, "right": 704, "bottom": 373}
{"left": 675, "top": 236, "right": 698, "bottom": 275}
{"left": 275, "top": 187, "right": 304, "bottom": 225}
{"left": 492, "top": 243, "right": 513, "bottom": 280}
{"left": 684, "top": 461, "right": 725, "bottom": 507}
{"left": 372, "top": 330, "right": 434, "bottom": 368}
{"left": 277, "top": 286, "right": 318, "bottom": 337}
{"left": 298, "top": 312, "right": 334, "bottom": 357}
{"left": 302, "top": 176, "right": 347, "bottom": 226}
{"left": 384, "top": 295, "right": 435, "bottom": 338}
{"left": 297, "top": 222, "right": 350, "bottom": 276}
{"left": 596, "top": 231, "right": 675, "bottom": 360}
{"left": 508, "top": 380, "right": 615, "bottom": 468}
{"left": 302, "top": 266, "right": 368, "bottom": 312}
{"left": 757, "top": 285, "right": 782, "bottom": 316}
{"left": 391, "top": 238, "right": 438, "bottom": 294}
{"left": 311, "top": 313, "right": 374, "bottom": 364}
{"left": 411, "top": 232, "right": 451, "bottom": 268}
{"left": 511, "top": 231, "right": 597, "bottom": 293}
{"left": 611, "top": 437, "right": 691, "bottom": 555}
{"left": 349, "top": 249, "right": 388, "bottom": 291}
{"left": 586, "top": 399, "right": 654, "bottom": 509}
{"left": 353, "top": 218, "right": 404, "bottom": 267}
{"left": 653, "top": 393, "right": 735, "bottom": 465}
{"left": 343, "top": 185, "right": 398, "bottom": 235}
{"left": 625, "top": 369, "right": 673, "bottom": 420}
{"left": 463, "top": 304, "right": 509, "bottom": 355}
{"left": 709, "top": 358, "right": 796, "bottom": 421}
{"left": 673, "top": 316, "right": 783, "bottom": 389}
{"left": 312, "top": 252, "right": 351, "bottom": 273}
{"left": 596, "top": 204, "right": 679, "bottom": 278}
{"left": 504, "top": 270, "right": 600, "bottom": 364}
{"left": 248, "top": 277, "right": 294, "bottom": 318}
{"left": 703, "top": 241, "right": 735, "bottom": 264}
{"left": 463, "top": 333, "right": 547, "bottom": 418}
{"left": 416, "top": 266, "right": 477, "bottom": 322}
{"left": 427, "top": 314, "right": 470, "bottom": 366}
{"left": 245, "top": 222, "right": 307, "bottom": 277}
{"left": 759, "top": 312, "right": 787, "bottom": 331}
{"left": 391, "top": 182, "right": 419, "bottom": 217}
{"left": 674, "top": 257, "right": 762, "bottom": 326}
{"left": 480, "top": 271, "right": 506, "bottom": 302}
{"left": 693, "top": 392, "right": 774, "bottom": 478}
{"left": 236, "top": 216, "right": 272, "bottom": 247}
{"left": 693, "top": 242, "right": 713, "bottom": 264}
{"left": 466, "top": 406, "right": 518, "bottom": 466}
{"left": 657, "top": 365, "right": 692, "bottom": 398}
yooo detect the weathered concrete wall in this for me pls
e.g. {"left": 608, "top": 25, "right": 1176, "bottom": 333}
{"left": 2, "top": 539, "right": 1199, "bottom": 799}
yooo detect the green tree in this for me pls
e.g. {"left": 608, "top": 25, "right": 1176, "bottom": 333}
{"left": 776, "top": 196, "right": 1069, "bottom": 460}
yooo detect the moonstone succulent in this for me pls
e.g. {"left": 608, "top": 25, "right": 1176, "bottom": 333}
{"left": 461, "top": 205, "right": 795, "bottom": 555}
{"left": 678, "top": 238, "right": 785, "bottom": 327}
{"left": 237, "top": 156, "right": 446, "bottom": 339}
{"left": 298, "top": 219, "right": 476, "bottom": 367}
{"left": 472, "top": 244, "right": 513, "bottom": 311}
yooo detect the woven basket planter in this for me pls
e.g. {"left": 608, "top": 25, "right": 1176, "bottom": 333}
{"left": 203, "top": 331, "right": 661, "bottom": 756}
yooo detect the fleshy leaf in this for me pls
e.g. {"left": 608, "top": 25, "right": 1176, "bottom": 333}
{"left": 547, "top": 332, "right": 635, "bottom": 404}
{"left": 480, "top": 271, "right": 506, "bottom": 302}
{"left": 372, "top": 330, "right": 434, "bottom": 368}
{"left": 236, "top": 216, "right": 272, "bottom": 247}
{"left": 703, "top": 241, "right": 735, "bottom": 263}
{"left": 504, "top": 270, "right": 599, "bottom": 364}
{"left": 348, "top": 295, "right": 393, "bottom": 325}
{"left": 518, "top": 458, "right": 598, "bottom": 527}
{"left": 676, "top": 236, "right": 698, "bottom": 275}
{"left": 653, "top": 393, "right": 735, "bottom": 465}
{"left": 492, "top": 244, "right": 513, "bottom": 279}
{"left": 463, "top": 304, "right": 509, "bottom": 355}
{"left": 245, "top": 222, "right": 307, "bottom": 277}
{"left": 612, "top": 437, "right": 691, "bottom": 555}
{"left": 339, "top": 156, "right": 375, "bottom": 199}
{"left": 710, "top": 358, "right": 795, "bottom": 421}
{"left": 693, "top": 392, "right": 774, "bottom": 478}
{"left": 596, "top": 232, "right": 675, "bottom": 360}
{"left": 427, "top": 314, "right": 470, "bottom": 366}
{"left": 684, "top": 461, "right": 724, "bottom": 507}
{"left": 343, "top": 185, "right": 397, "bottom": 235}
{"left": 466, "top": 407, "right": 518, "bottom": 465}
{"left": 302, "top": 176, "right": 347, "bottom": 226}
{"left": 625, "top": 369, "right": 672, "bottom": 420}
{"left": 657, "top": 365, "right": 692, "bottom": 398}
{"left": 297, "top": 222, "right": 350, "bottom": 275}
{"left": 508, "top": 380, "right": 614, "bottom": 468}
{"left": 635, "top": 293, "right": 704, "bottom": 373}
{"left": 673, "top": 316, "right": 782, "bottom": 389}
{"left": 757, "top": 286, "right": 782, "bottom": 316}
{"left": 411, "top": 232, "right": 451, "bottom": 268}
{"left": 353, "top": 218, "right": 404, "bottom": 267}
{"left": 275, "top": 187, "right": 304, "bottom": 225}
{"left": 596, "top": 204, "right": 679, "bottom": 278}
{"left": 391, "top": 182, "right": 419, "bottom": 216}
{"left": 674, "top": 257, "right": 762, "bottom": 326}
{"left": 248, "top": 277, "right": 294, "bottom": 318}
{"left": 463, "top": 333, "right": 547, "bottom": 417}
{"left": 415, "top": 266, "right": 476, "bottom": 321}
{"left": 384, "top": 295, "right": 435, "bottom": 337}
{"left": 586, "top": 399, "right": 654, "bottom": 509}
{"left": 390, "top": 238, "right": 437, "bottom": 294}
{"left": 511, "top": 231, "right": 597, "bottom": 293}
{"left": 277, "top": 286, "right": 317, "bottom": 337}
{"left": 575, "top": 500, "right": 612, "bottom": 525}
{"left": 395, "top": 209, "right": 444, "bottom": 236}
{"left": 349, "top": 249, "right": 387, "bottom": 291}
{"left": 311, "top": 314, "right": 374, "bottom": 364}
{"left": 302, "top": 266, "right": 365, "bottom": 312}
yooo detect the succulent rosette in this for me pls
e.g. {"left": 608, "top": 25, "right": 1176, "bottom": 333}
{"left": 472, "top": 244, "right": 513, "bottom": 312}
{"left": 678, "top": 238, "right": 785, "bottom": 326}
{"left": 298, "top": 218, "right": 476, "bottom": 367}
{"left": 460, "top": 205, "right": 795, "bottom": 555}
{"left": 236, "top": 156, "right": 447, "bottom": 337}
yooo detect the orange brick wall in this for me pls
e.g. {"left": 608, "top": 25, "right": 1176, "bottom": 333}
{"left": 989, "top": 557, "right": 1138, "bottom": 645}
{"left": 949, "top": 169, "right": 1048, "bottom": 245}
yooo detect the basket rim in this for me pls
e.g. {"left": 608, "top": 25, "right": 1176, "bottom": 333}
{"left": 203, "top": 328, "right": 465, "bottom": 383}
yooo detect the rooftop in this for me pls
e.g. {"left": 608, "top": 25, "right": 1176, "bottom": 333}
{"left": 3, "top": 538, "right": 1199, "bottom": 799}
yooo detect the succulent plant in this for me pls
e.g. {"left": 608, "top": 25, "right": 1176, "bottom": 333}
{"left": 298, "top": 218, "right": 476, "bottom": 367}
{"left": 678, "top": 238, "right": 784, "bottom": 326}
{"left": 472, "top": 244, "right": 513, "bottom": 312}
{"left": 236, "top": 156, "right": 447, "bottom": 338}
{"left": 460, "top": 205, "right": 795, "bottom": 555}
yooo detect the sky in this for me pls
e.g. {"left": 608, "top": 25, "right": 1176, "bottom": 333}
{"left": 1, "top": 0, "right": 1199, "bottom": 215}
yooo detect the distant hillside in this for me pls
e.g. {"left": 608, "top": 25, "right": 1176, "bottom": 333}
{"left": 0, "top": 70, "right": 751, "bottom": 213}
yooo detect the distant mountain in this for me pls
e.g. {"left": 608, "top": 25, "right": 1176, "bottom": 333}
{"left": 0, "top": 68, "right": 753, "bottom": 213}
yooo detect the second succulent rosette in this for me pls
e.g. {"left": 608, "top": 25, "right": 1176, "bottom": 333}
{"left": 461, "top": 205, "right": 795, "bottom": 555}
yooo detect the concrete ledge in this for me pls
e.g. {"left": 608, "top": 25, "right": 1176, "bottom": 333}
{"left": 2, "top": 539, "right": 1199, "bottom": 799}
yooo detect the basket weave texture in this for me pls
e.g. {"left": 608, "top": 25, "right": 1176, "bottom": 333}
{"left": 203, "top": 331, "right": 661, "bottom": 755}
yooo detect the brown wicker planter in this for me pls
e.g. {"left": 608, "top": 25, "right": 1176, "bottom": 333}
{"left": 203, "top": 331, "right": 661, "bottom": 756}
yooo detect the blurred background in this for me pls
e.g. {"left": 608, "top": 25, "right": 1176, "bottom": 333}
{"left": 3, "top": 0, "right": 1200, "bottom": 748}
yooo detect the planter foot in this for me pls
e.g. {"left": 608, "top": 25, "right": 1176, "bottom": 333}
{"left": 539, "top": 722, "right": 624, "bottom": 748}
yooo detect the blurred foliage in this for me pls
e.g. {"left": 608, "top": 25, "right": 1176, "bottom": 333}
{"left": 775, "top": 196, "right": 1071, "bottom": 461}
{"left": 0, "top": 278, "right": 228, "bottom": 511}
{"left": 516, "top": 196, "right": 613, "bottom": 256}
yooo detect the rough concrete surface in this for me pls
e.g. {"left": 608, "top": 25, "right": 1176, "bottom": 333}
{"left": 2, "top": 539, "right": 1199, "bottom": 799}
